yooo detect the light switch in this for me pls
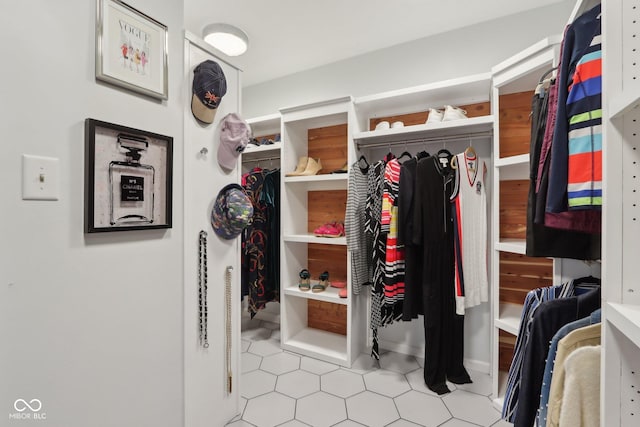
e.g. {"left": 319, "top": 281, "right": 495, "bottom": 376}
{"left": 22, "top": 154, "right": 60, "bottom": 200}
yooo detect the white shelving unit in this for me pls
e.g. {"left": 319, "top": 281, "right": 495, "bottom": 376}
{"left": 602, "top": 0, "right": 640, "bottom": 425}
{"left": 352, "top": 73, "right": 494, "bottom": 361}
{"left": 490, "top": 35, "right": 562, "bottom": 409}
{"left": 279, "top": 96, "right": 363, "bottom": 367}
{"left": 242, "top": 113, "right": 282, "bottom": 170}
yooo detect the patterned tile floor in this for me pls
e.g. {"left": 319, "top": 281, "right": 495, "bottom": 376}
{"left": 228, "top": 317, "right": 512, "bottom": 427}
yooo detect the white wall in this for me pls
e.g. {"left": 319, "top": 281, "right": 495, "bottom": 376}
{"left": 0, "top": 1, "right": 185, "bottom": 426}
{"left": 243, "top": 1, "right": 575, "bottom": 118}
{"left": 242, "top": 0, "right": 575, "bottom": 369}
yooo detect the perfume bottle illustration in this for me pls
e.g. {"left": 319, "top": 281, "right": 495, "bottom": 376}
{"left": 109, "top": 133, "right": 155, "bottom": 225}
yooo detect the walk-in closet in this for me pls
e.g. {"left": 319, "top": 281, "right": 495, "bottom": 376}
{"left": 6, "top": 0, "right": 638, "bottom": 426}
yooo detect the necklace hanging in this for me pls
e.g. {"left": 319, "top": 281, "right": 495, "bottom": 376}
{"left": 198, "top": 230, "right": 209, "bottom": 348}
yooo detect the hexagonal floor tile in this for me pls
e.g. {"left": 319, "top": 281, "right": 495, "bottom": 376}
{"left": 363, "top": 369, "right": 411, "bottom": 397}
{"left": 248, "top": 339, "right": 282, "bottom": 357}
{"left": 415, "top": 356, "right": 425, "bottom": 367}
{"left": 346, "top": 390, "right": 399, "bottom": 427}
{"left": 278, "top": 420, "right": 311, "bottom": 427}
{"left": 261, "top": 352, "right": 300, "bottom": 375}
{"left": 394, "top": 390, "right": 451, "bottom": 427}
{"left": 243, "top": 392, "right": 295, "bottom": 427}
{"left": 491, "top": 419, "right": 514, "bottom": 427}
{"left": 225, "top": 420, "right": 255, "bottom": 426}
{"left": 270, "top": 329, "right": 281, "bottom": 342}
{"left": 378, "top": 351, "right": 420, "bottom": 374}
{"left": 241, "top": 370, "right": 276, "bottom": 399}
{"left": 443, "top": 390, "right": 500, "bottom": 426}
{"left": 455, "top": 369, "right": 492, "bottom": 396}
{"left": 300, "top": 356, "right": 339, "bottom": 375}
{"left": 386, "top": 419, "right": 424, "bottom": 427}
{"left": 405, "top": 368, "right": 457, "bottom": 396}
{"left": 241, "top": 339, "right": 251, "bottom": 353}
{"left": 440, "top": 418, "right": 483, "bottom": 426}
{"left": 276, "top": 370, "right": 320, "bottom": 398}
{"left": 345, "top": 353, "right": 380, "bottom": 374}
{"left": 241, "top": 327, "right": 272, "bottom": 341}
{"left": 296, "top": 391, "right": 347, "bottom": 427}
{"left": 332, "top": 420, "right": 368, "bottom": 426}
{"left": 241, "top": 352, "right": 262, "bottom": 373}
{"left": 321, "top": 369, "right": 366, "bottom": 398}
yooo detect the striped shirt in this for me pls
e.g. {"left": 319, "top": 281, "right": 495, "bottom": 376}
{"left": 381, "top": 159, "right": 405, "bottom": 310}
{"left": 345, "top": 163, "right": 371, "bottom": 295}
{"left": 501, "top": 281, "right": 576, "bottom": 423}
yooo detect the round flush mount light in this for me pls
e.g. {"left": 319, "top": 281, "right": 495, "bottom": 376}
{"left": 203, "top": 23, "right": 249, "bottom": 56}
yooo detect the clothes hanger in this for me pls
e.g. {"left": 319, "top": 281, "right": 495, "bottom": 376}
{"left": 436, "top": 148, "right": 452, "bottom": 169}
{"left": 397, "top": 151, "right": 413, "bottom": 162}
{"left": 416, "top": 150, "right": 430, "bottom": 159}
{"left": 538, "top": 66, "right": 557, "bottom": 83}
{"left": 358, "top": 154, "right": 370, "bottom": 173}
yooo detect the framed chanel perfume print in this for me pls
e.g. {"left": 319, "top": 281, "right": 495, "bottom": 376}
{"left": 85, "top": 119, "right": 173, "bottom": 233}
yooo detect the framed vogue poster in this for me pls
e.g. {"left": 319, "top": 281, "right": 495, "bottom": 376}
{"left": 85, "top": 119, "right": 173, "bottom": 233}
{"left": 95, "top": 0, "right": 168, "bottom": 100}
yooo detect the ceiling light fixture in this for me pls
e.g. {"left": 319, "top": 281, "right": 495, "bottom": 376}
{"left": 203, "top": 23, "right": 249, "bottom": 57}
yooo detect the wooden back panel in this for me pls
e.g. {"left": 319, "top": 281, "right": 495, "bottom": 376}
{"left": 499, "top": 330, "right": 516, "bottom": 372}
{"left": 500, "top": 180, "right": 529, "bottom": 240}
{"left": 499, "top": 91, "right": 533, "bottom": 158}
{"left": 499, "top": 252, "right": 554, "bottom": 305}
{"left": 308, "top": 124, "right": 348, "bottom": 175}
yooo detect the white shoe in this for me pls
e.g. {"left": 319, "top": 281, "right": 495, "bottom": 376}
{"left": 426, "top": 108, "right": 444, "bottom": 123}
{"left": 375, "top": 121, "right": 390, "bottom": 131}
{"left": 391, "top": 121, "right": 404, "bottom": 129}
{"left": 442, "top": 105, "right": 468, "bottom": 121}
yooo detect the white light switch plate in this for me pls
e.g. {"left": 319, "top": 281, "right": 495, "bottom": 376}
{"left": 22, "top": 154, "right": 60, "bottom": 200}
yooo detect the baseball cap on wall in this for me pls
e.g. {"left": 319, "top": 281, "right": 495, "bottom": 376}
{"left": 191, "top": 60, "right": 227, "bottom": 124}
{"left": 211, "top": 184, "right": 253, "bottom": 239}
{"left": 218, "top": 112, "right": 251, "bottom": 170}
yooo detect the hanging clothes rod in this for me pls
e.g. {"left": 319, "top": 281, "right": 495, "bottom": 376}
{"left": 242, "top": 155, "right": 281, "bottom": 163}
{"left": 356, "top": 131, "right": 493, "bottom": 150}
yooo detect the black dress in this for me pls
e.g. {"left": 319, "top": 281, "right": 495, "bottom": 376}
{"left": 413, "top": 155, "right": 471, "bottom": 395}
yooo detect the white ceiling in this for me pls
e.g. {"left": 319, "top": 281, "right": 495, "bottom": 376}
{"left": 184, "top": 0, "right": 565, "bottom": 87}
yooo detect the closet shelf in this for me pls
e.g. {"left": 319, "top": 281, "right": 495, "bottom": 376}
{"left": 609, "top": 92, "right": 640, "bottom": 120}
{"left": 606, "top": 302, "right": 640, "bottom": 351}
{"left": 495, "top": 153, "right": 529, "bottom": 167}
{"left": 284, "top": 284, "right": 348, "bottom": 305}
{"left": 496, "top": 302, "right": 523, "bottom": 335}
{"left": 281, "top": 328, "right": 348, "bottom": 365}
{"left": 283, "top": 234, "right": 347, "bottom": 246}
{"left": 283, "top": 174, "right": 348, "bottom": 191}
{"left": 243, "top": 142, "right": 282, "bottom": 155}
{"left": 496, "top": 239, "right": 526, "bottom": 255}
{"left": 354, "top": 115, "right": 494, "bottom": 146}
{"left": 353, "top": 73, "right": 491, "bottom": 117}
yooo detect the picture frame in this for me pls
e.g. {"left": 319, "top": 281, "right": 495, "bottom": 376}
{"left": 95, "top": 0, "right": 168, "bottom": 100}
{"left": 85, "top": 119, "right": 173, "bottom": 233}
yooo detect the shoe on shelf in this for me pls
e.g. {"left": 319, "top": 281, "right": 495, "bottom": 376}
{"left": 286, "top": 156, "right": 309, "bottom": 176}
{"left": 330, "top": 280, "right": 346, "bottom": 289}
{"left": 331, "top": 162, "right": 349, "bottom": 174}
{"left": 442, "top": 105, "right": 468, "bottom": 121}
{"left": 298, "top": 157, "right": 322, "bottom": 176}
{"left": 314, "top": 221, "right": 345, "bottom": 238}
{"left": 339, "top": 288, "right": 347, "bottom": 298}
{"left": 391, "top": 121, "right": 404, "bottom": 129}
{"left": 312, "top": 271, "right": 330, "bottom": 293}
{"left": 426, "top": 108, "right": 444, "bottom": 123}
{"left": 298, "top": 269, "right": 311, "bottom": 291}
{"left": 375, "top": 121, "right": 390, "bottom": 131}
